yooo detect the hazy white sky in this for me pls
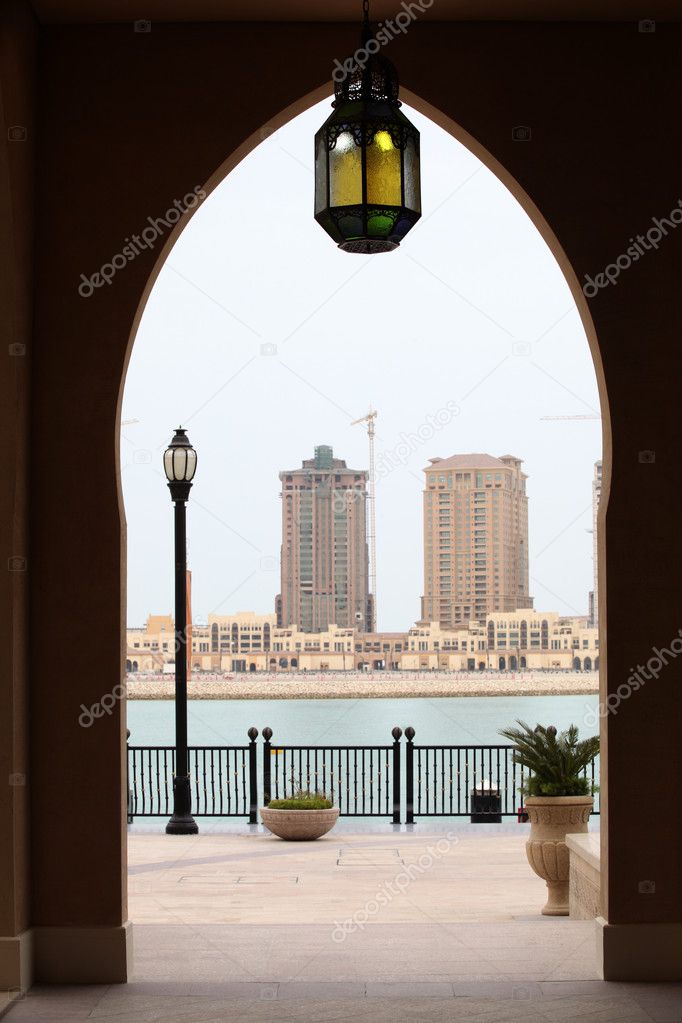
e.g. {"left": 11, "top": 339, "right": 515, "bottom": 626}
{"left": 122, "top": 96, "right": 602, "bottom": 631}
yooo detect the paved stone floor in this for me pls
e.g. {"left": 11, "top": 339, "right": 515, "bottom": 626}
{"left": 3, "top": 830, "right": 681, "bottom": 1021}
{"left": 128, "top": 827, "right": 554, "bottom": 925}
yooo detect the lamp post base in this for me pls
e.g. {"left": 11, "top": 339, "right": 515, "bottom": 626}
{"left": 165, "top": 774, "right": 198, "bottom": 834}
{"left": 165, "top": 813, "right": 199, "bottom": 835}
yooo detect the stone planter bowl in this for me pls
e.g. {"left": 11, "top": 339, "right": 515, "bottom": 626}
{"left": 260, "top": 806, "right": 339, "bottom": 841}
{"left": 524, "top": 795, "right": 593, "bottom": 915}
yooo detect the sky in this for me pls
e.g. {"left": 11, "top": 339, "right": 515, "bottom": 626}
{"left": 121, "top": 96, "right": 602, "bottom": 631}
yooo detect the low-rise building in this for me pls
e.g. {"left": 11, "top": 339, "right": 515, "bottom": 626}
{"left": 127, "top": 609, "right": 598, "bottom": 673}
{"left": 126, "top": 614, "right": 174, "bottom": 672}
{"left": 401, "top": 620, "right": 489, "bottom": 671}
{"left": 189, "top": 612, "right": 277, "bottom": 671}
{"left": 485, "top": 610, "right": 598, "bottom": 670}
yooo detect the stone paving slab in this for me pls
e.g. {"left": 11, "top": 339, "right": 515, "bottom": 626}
{"left": 5, "top": 985, "right": 681, "bottom": 1023}
{"left": 130, "top": 920, "right": 599, "bottom": 984}
{"left": 128, "top": 830, "right": 549, "bottom": 925}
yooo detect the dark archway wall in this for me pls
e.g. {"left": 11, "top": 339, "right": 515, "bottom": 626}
{"left": 0, "top": 0, "right": 36, "bottom": 977}
{"left": 1, "top": 0, "right": 682, "bottom": 983}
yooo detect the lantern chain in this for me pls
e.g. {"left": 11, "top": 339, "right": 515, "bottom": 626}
{"left": 361, "top": 0, "right": 371, "bottom": 46}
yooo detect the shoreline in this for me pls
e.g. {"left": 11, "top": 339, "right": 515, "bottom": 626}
{"left": 125, "top": 670, "right": 599, "bottom": 701}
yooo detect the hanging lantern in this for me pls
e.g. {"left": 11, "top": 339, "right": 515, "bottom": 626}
{"left": 314, "top": 1, "right": 421, "bottom": 254}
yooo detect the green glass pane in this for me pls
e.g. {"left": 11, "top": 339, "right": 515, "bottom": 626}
{"left": 367, "top": 211, "right": 395, "bottom": 238}
{"left": 366, "top": 130, "right": 401, "bottom": 205}
{"left": 330, "top": 131, "right": 362, "bottom": 207}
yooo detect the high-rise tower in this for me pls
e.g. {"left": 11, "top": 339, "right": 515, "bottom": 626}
{"left": 421, "top": 454, "right": 531, "bottom": 626}
{"left": 277, "top": 446, "right": 372, "bottom": 632}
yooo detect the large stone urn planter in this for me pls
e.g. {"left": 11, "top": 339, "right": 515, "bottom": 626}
{"left": 260, "top": 806, "right": 339, "bottom": 841}
{"left": 524, "top": 796, "right": 593, "bottom": 915}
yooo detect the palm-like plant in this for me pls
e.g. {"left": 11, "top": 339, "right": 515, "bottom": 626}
{"left": 499, "top": 720, "right": 600, "bottom": 797}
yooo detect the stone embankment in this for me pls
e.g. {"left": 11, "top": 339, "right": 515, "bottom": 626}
{"left": 125, "top": 670, "right": 599, "bottom": 700}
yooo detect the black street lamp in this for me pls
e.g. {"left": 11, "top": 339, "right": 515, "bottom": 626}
{"left": 163, "top": 427, "right": 198, "bottom": 835}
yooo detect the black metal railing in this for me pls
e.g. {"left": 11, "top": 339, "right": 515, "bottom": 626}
{"left": 127, "top": 727, "right": 258, "bottom": 822}
{"left": 127, "top": 726, "right": 600, "bottom": 824}
{"left": 262, "top": 726, "right": 402, "bottom": 822}
{"left": 405, "top": 727, "right": 600, "bottom": 823}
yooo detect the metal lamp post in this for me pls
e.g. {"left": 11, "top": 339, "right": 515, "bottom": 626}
{"left": 163, "top": 427, "right": 198, "bottom": 835}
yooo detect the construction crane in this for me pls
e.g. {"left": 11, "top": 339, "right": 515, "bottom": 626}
{"left": 540, "top": 414, "right": 600, "bottom": 421}
{"left": 351, "top": 406, "right": 378, "bottom": 632}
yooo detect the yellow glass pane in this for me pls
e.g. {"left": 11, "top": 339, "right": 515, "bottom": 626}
{"left": 330, "top": 131, "right": 362, "bottom": 207}
{"left": 366, "top": 130, "right": 401, "bottom": 206}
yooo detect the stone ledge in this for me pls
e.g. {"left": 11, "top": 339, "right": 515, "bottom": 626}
{"left": 567, "top": 832, "right": 601, "bottom": 920}
{"left": 566, "top": 832, "right": 600, "bottom": 871}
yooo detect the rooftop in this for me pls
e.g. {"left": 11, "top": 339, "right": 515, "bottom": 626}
{"left": 282, "top": 445, "right": 368, "bottom": 478}
{"left": 426, "top": 453, "right": 515, "bottom": 471}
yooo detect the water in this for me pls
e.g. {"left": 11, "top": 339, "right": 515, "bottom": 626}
{"left": 127, "top": 694, "right": 600, "bottom": 747}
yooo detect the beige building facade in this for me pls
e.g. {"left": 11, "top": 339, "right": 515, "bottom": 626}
{"left": 421, "top": 454, "right": 531, "bottom": 627}
{"left": 126, "top": 614, "right": 175, "bottom": 672}
{"left": 126, "top": 612, "right": 277, "bottom": 673}
{"left": 277, "top": 445, "right": 372, "bottom": 633}
{"left": 401, "top": 613, "right": 598, "bottom": 671}
{"left": 127, "top": 609, "right": 597, "bottom": 674}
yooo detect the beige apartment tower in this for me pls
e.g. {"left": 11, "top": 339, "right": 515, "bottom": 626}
{"left": 277, "top": 445, "right": 373, "bottom": 633}
{"left": 421, "top": 454, "right": 532, "bottom": 627}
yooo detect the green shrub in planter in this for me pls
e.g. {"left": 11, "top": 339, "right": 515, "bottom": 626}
{"left": 499, "top": 720, "right": 600, "bottom": 797}
{"left": 268, "top": 790, "right": 333, "bottom": 810}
